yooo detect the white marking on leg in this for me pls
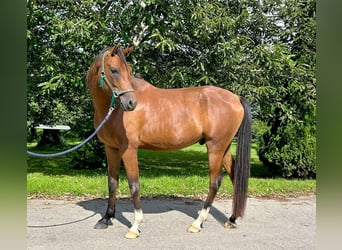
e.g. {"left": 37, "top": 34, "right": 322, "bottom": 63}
{"left": 191, "top": 207, "right": 210, "bottom": 230}
{"left": 129, "top": 209, "right": 144, "bottom": 236}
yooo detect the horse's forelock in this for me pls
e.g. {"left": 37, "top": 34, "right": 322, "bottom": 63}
{"left": 116, "top": 48, "right": 129, "bottom": 67}
{"left": 90, "top": 46, "right": 129, "bottom": 77}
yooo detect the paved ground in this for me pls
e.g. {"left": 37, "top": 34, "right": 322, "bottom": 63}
{"left": 27, "top": 195, "right": 316, "bottom": 249}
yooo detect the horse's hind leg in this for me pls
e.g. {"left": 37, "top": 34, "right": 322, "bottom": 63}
{"left": 223, "top": 149, "right": 234, "bottom": 184}
{"left": 94, "top": 146, "right": 121, "bottom": 229}
{"left": 187, "top": 142, "right": 224, "bottom": 233}
{"left": 222, "top": 149, "right": 238, "bottom": 228}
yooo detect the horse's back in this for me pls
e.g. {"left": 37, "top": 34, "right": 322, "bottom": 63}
{"left": 131, "top": 77, "right": 241, "bottom": 109}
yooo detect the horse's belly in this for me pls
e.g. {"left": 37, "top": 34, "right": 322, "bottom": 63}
{"left": 138, "top": 124, "right": 202, "bottom": 151}
{"left": 139, "top": 139, "right": 200, "bottom": 151}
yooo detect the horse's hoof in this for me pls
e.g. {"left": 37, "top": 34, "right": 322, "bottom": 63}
{"left": 224, "top": 220, "right": 237, "bottom": 229}
{"left": 125, "top": 230, "right": 139, "bottom": 239}
{"left": 94, "top": 222, "right": 109, "bottom": 229}
{"left": 187, "top": 224, "right": 201, "bottom": 233}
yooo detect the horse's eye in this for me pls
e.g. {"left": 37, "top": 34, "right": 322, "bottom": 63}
{"left": 110, "top": 67, "right": 119, "bottom": 74}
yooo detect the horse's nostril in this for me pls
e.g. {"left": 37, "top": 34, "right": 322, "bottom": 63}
{"left": 125, "top": 98, "right": 137, "bottom": 111}
{"left": 130, "top": 99, "right": 137, "bottom": 109}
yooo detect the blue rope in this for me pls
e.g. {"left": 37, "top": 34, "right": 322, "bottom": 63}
{"left": 27, "top": 107, "right": 114, "bottom": 158}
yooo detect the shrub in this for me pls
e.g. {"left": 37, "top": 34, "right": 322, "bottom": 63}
{"left": 257, "top": 121, "right": 316, "bottom": 178}
{"left": 71, "top": 138, "right": 106, "bottom": 170}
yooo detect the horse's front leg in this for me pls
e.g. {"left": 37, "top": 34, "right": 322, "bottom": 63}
{"left": 121, "top": 147, "right": 144, "bottom": 239}
{"left": 94, "top": 146, "right": 121, "bottom": 229}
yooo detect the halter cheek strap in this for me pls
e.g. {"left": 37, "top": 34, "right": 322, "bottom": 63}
{"left": 99, "top": 50, "right": 134, "bottom": 107}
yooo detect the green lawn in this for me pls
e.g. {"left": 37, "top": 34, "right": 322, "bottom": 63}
{"left": 27, "top": 140, "right": 316, "bottom": 198}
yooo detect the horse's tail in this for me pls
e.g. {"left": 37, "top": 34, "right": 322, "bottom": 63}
{"left": 232, "top": 96, "right": 252, "bottom": 219}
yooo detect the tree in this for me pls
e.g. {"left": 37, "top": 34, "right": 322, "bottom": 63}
{"left": 27, "top": 0, "right": 102, "bottom": 137}
{"left": 27, "top": 0, "right": 316, "bottom": 177}
{"left": 252, "top": 0, "right": 316, "bottom": 177}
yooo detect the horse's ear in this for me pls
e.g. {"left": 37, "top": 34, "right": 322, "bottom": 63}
{"left": 123, "top": 46, "right": 134, "bottom": 57}
{"left": 110, "top": 44, "right": 119, "bottom": 56}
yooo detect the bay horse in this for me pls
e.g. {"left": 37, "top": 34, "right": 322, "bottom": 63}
{"left": 87, "top": 44, "right": 252, "bottom": 239}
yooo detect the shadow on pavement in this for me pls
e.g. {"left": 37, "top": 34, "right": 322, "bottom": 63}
{"left": 77, "top": 197, "right": 229, "bottom": 229}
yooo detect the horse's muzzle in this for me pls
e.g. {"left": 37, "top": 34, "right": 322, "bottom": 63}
{"left": 120, "top": 92, "right": 137, "bottom": 111}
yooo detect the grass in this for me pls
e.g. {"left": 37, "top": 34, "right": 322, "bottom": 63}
{"left": 27, "top": 140, "right": 316, "bottom": 199}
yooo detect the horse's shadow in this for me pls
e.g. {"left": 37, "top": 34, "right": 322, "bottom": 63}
{"left": 77, "top": 197, "right": 229, "bottom": 229}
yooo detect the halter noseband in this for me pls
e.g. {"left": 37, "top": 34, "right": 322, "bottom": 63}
{"left": 99, "top": 50, "right": 134, "bottom": 107}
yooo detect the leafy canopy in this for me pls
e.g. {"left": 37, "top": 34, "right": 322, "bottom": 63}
{"left": 27, "top": 0, "right": 316, "bottom": 178}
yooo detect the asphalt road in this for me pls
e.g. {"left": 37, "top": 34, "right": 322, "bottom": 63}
{"left": 27, "top": 195, "right": 316, "bottom": 249}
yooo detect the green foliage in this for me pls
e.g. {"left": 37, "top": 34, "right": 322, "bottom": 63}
{"left": 27, "top": 0, "right": 316, "bottom": 178}
{"left": 258, "top": 123, "right": 316, "bottom": 178}
{"left": 70, "top": 138, "right": 106, "bottom": 170}
{"left": 250, "top": 43, "right": 316, "bottom": 178}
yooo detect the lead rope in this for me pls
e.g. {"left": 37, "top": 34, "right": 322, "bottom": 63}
{"left": 28, "top": 49, "right": 133, "bottom": 157}
{"left": 27, "top": 107, "right": 115, "bottom": 158}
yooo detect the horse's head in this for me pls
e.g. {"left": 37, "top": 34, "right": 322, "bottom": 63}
{"left": 99, "top": 44, "right": 137, "bottom": 111}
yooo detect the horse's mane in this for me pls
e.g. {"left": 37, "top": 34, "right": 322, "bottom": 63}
{"left": 99, "top": 46, "right": 111, "bottom": 54}
{"left": 99, "top": 46, "right": 129, "bottom": 66}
